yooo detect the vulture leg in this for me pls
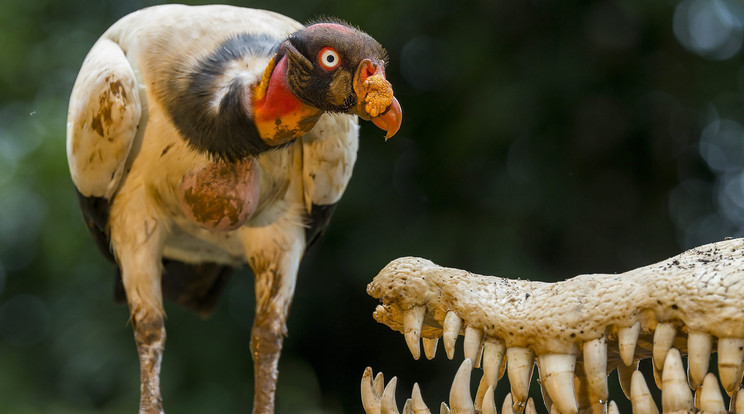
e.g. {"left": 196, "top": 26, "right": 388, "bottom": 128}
{"left": 110, "top": 202, "right": 167, "bottom": 414}
{"left": 241, "top": 213, "right": 305, "bottom": 414}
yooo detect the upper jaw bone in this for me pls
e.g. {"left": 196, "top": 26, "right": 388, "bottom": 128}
{"left": 366, "top": 239, "right": 744, "bottom": 413}
{"left": 369, "top": 239, "right": 744, "bottom": 362}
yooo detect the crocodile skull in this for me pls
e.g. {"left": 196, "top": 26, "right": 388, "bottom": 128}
{"left": 362, "top": 238, "right": 744, "bottom": 413}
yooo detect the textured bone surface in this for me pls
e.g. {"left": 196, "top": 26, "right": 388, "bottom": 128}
{"left": 368, "top": 239, "right": 744, "bottom": 356}
{"left": 364, "top": 238, "right": 744, "bottom": 413}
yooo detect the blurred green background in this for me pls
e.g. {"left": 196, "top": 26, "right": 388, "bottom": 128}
{"left": 1, "top": 0, "right": 743, "bottom": 412}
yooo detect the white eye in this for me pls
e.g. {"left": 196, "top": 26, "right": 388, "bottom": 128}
{"left": 318, "top": 47, "right": 341, "bottom": 70}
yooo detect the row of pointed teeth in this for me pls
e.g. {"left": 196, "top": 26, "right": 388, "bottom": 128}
{"left": 363, "top": 350, "right": 744, "bottom": 413}
{"left": 396, "top": 307, "right": 744, "bottom": 413}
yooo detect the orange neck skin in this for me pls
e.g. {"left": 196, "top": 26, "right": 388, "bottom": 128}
{"left": 252, "top": 55, "right": 322, "bottom": 146}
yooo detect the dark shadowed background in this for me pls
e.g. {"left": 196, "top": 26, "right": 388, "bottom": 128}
{"left": 1, "top": 0, "right": 743, "bottom": 412}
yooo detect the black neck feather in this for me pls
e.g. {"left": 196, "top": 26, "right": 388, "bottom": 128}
{"left": 164, "top": 33, "right": 283, "bottom": 161}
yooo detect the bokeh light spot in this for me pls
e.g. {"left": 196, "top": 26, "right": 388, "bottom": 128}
{"left": 673, "top": 0, "right": 744, "bottom": 60}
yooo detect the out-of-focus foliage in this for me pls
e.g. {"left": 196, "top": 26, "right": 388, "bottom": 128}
{"left": 1, "top": 0, "right": 742, "bottom": 412}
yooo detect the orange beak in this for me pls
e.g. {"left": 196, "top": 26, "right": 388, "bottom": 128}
{"left": 372, "top": 97, "right": 402, "bottom": 140}
{"left": 353, "top": 59, "right": 403, "bottom": 140}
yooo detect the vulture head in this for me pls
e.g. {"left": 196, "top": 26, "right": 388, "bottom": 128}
{"left": 252, "top": 21, "right": 402, "bottom": 145}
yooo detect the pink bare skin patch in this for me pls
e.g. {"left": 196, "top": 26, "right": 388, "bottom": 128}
{"left": 306, "top": 22, "right": 354, "bottom": 35}
{"left": 178, "top": 159, "right": 260, "bottom": 231}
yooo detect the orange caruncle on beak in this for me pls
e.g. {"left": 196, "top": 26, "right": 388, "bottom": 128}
{"left": 354, "top": 60, "right": 403, "bottom": 140}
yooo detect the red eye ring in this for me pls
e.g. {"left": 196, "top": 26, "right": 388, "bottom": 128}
{"left": 318, "top": 47, "right": 341, "bottom": 70}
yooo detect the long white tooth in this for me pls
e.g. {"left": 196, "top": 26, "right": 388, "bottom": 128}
{"left": 403, "top": 399, "right": 414, "bottom": 414}
{"left": 539, "top": 353, "right": 578, "bottom": 414}
{"left": 412, "top": 383, "right": 431, "bottom": 414}
{"left": 443, "top": 311, "right": 462, "bottom": 360}
{"left": 481, "top": 385, "right": 497, "bottom": 414}
{"left": 404, "top": 306, "right": 426, "bottom": 360}
{"left": 423, "top": 337, "right": 439, "bottom": 360}
{"left": 616, "top": 360, "right": 638, "bottom": 400}
{"left": 652, "top": 322, "right": 676, "bottom": 371}
{"left": 618, "top": 322, "right": 640, "bottom": 367}
{"left": 536, "top": 361, "right": 553, "bottom": 412}
{"left": 549, "top": 405, "right": 560, "bottom": 414}
{"left": 698, "top": 372, "right": 725, "bottom": 412}
{"left": 661, "top": 347, "right": 693, "bottom": 411}
{"left": 630, "top": 370, "right": 659, "bottom": 414}
{"left": 474, "top": 375, "right": 487, "bottom": 412}
{"left": 524, "top": 398, "right": 537, "bottom": 414}
{"left": 450, "top": 358, "right": 475, "bottom": 414}
{"left": 382, "top": 377, "right": 400, "bottom": 414}
{"left": 572, "top": 367, "right": 593, "bottom": 411}
{"left": 583, "top": 336, "right": 609, "bottom": 402}
{"left": 607, "top": 400, "right": 619, "bottom": 414}
{"left": 483, "top": 338, "right": 506, "bottom": 388}
{"left": 735, "top": 388, "right": 744, "bottom": 413}
{"left": 507, "top": 347, "right": 535, "bottom": 411}
{"left": 652, "top": 365, "right": 663, "bottom": 390}
{"left": 728, "top": 390, "right": 739, "bottom": 413}
{"left": 362, "top": 367, "right": 382, "bottom": 414}
{"left": 502, "top": 393, "right": 515, "bottom": 414}
{"left": 440, "top": 402, "right": 450, "bottom": 414}
{"left": 686, "top": 331, "right": 712, "bottom": 389}
{"left": 375, "top": 372, "right": 386, "bottom": 397}
{"left": 718, "top": 337, "right": 744, "bottom": 395}
{"left": 464, "top": 326, "right": 484, "bottom": 367}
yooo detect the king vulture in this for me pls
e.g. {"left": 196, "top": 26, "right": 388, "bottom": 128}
{"left": 65, "top": 4, "right": 401, "bottom": 413}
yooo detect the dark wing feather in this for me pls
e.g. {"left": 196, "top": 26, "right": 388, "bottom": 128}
{"left": 305, "top": 203, "right": 337, "bottom": 249}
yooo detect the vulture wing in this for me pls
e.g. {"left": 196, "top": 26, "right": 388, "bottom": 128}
{"left": 301, "top": 113, "right": 359, "bottom": 247}
{"left": 67, "top": 37, "right": 141, "bottom": 262}
{"left": 67, "top": 37, "right": 141, "bottom": 201}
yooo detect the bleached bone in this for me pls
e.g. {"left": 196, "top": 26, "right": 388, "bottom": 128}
{"left": 369, "top": 238, "right": 744, "bottom": 368}
{"left": 364, "top": 238, "right": 744, "bottom": 413}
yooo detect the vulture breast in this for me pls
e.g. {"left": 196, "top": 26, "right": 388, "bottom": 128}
{"left": 178, "top": 159, "right": 261, "bottom": 231}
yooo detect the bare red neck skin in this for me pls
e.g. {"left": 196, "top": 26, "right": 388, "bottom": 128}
{"left": 252, "top": 55, "right": 322, "bottom": 146}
